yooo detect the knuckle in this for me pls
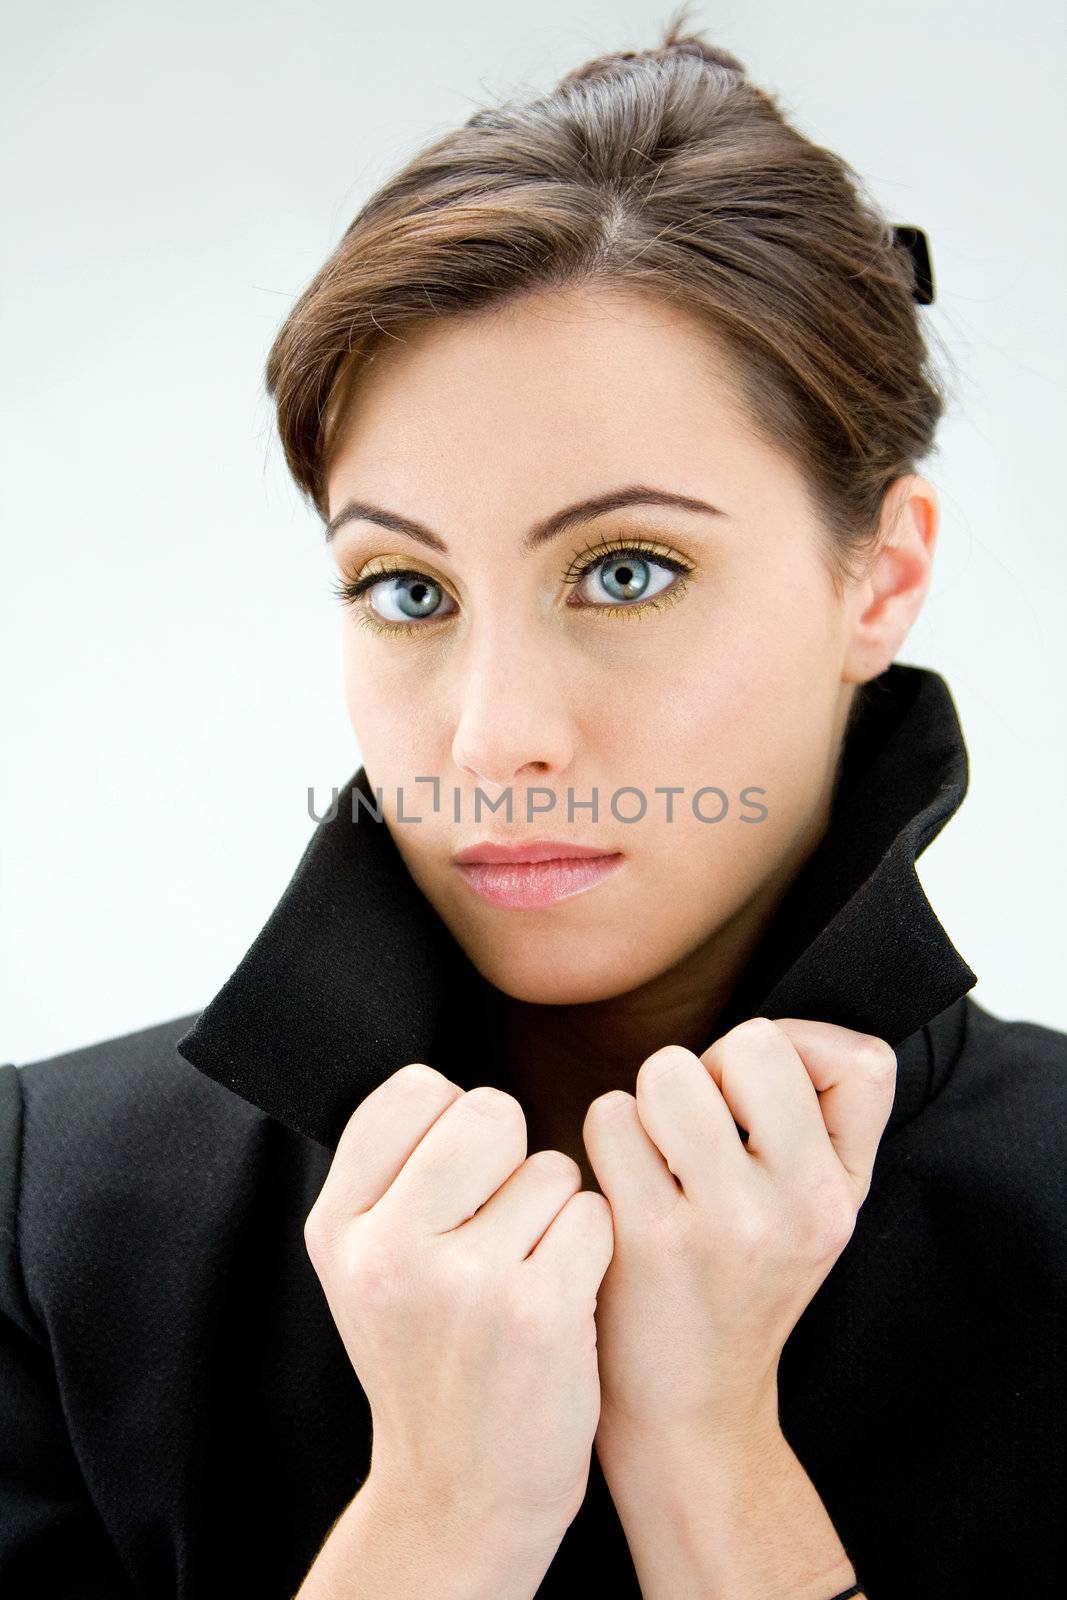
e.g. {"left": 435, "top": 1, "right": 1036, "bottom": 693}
{"left": 302, "top": 1204, "right": 332, "bottom": 1260}
{"left": 395, "top": 1060, "right": 447, "bottom": 1088}
{"left": 527, "top": 1148, "right": 582, "bottom": 1186}
{"left": 636, "top": 1048, "right": 693, "bottom": 1096}
{"left": 586, "top": 1088, "right": 634, "bottom": 1123}
{"left": 720, "top": 1016, "right": 781, "bottom": 1051}
{"left": 569, "top": 1187, "right": 614, "bottom": 1239}
{"left": 343, "top": 1226, "right": 408, "bottom": 1305}
{"left": 703, "top": 1016, "right": 777, "bottom": 1073}
{"left": 740, "top": 1015, "right": 781, "bottom": 1040}
{"left": 857, "top": 1035, "right": 897, "bottom": 1083}
{"left": 721, "top": 1197, "right": 773, "bottom": 1259}
{"left": 461, "top": 1085, "right": 524, "bottom": 1122}
{"left": 797, "top": 1184, "right": 856, "bottom": 1260}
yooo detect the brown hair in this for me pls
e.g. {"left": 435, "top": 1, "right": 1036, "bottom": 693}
{"left": 264, "top": 2, "right": 951, "bottom": 599}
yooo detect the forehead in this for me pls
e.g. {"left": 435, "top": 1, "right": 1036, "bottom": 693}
{"left": 324, "top": 284, "right": 794, "bottom": 528}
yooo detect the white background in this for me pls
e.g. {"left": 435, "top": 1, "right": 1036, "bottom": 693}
{"left": 3, "top": 0, "right": 1065, "bottom": 1064}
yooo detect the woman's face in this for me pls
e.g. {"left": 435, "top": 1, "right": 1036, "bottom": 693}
{"left": 325, "top": 285, "right": 932, "bottom": 1007}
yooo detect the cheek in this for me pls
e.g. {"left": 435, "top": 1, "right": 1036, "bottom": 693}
{"left": 343, "top": 684, "right": 450, "bottom": 800}
{"left": 627, "top": 648, "right": 842, "bottom": 932}
{"left": 339, "top": 628, "right": 440, "bottom": 755}
{"left": 684, "top": 576, "right": 843, "bottom": 785}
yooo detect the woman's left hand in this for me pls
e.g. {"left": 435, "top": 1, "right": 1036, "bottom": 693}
{"left": 582, "top": 1016, "right": 897, "bottom": 1452}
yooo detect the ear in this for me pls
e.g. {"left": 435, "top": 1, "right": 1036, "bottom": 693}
{"left": 841, "top": 474, "right": 938, "bottom": 686}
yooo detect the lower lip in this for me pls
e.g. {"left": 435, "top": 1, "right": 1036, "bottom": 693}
{"left": 454, "top": 854, "right": 625, "bottom": 909}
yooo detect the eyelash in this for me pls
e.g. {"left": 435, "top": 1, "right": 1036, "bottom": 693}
{"left": 328, "top": 536, "right": 695, "bottom": 638}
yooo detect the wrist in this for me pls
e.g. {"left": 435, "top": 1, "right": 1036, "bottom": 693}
{"left": 366, "top": 1457, "right": 582, "bottom": 1543}
{"left": 295, "top": 1483, "right": 556, "bottom": 1600}
{"left": 362, "top": 1466, "right": 572, "bottom": 1550}
{"left": 593, "top": 1415, "right": 857, "bottom": 1600}
{"left": 334, "top": 1470, "right": 567, "bottom": 1600}
{"left": 596, "top": 1388, "right": 784, "bottom": 1473}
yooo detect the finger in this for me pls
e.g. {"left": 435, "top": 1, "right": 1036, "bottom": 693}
{"left": 588, "top": 1036, "right": 755, "bottom": 1209}
{"left": 582, "top": 1086, "right": 680, "bottom": 1226}
{"left": 698, "top": 1018, "right": 834, "bottom": 1178}
{"left": 767, "top": 1018, "right": 897, "bottom": 1197}
{"left": 461, "top": 1147, "right": 584, "bottom": 1261}
{"left": 316, "top": 1062, "right": 464, "bottom": 1225}
{"left": 525, "top": 1188, "right": 615, "bottom": 1301}
{"left": 378, "top": 1084, "right": 530, "bottom": 1237}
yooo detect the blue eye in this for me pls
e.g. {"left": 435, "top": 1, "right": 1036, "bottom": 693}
{"left": 365, "top": 571, "right": 456, "bottom": 624}
{"left": 573, "top": 547, "right": 686, "bottom": 606}
{"left": 329, "top": 567, "right": 457, "bottom": 635}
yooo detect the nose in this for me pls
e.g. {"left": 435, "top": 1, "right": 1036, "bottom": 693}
{"left": 450, "top": 631, "right": 575, "bottom": 794}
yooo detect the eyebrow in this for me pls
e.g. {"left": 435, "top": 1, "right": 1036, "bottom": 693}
{"left": 323, "top": 484, "right": 726, "bottom": 552}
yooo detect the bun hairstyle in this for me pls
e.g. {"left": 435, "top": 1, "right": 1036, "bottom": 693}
{"left": 265, "top": 2, "right": 950, "bottom": 600}
{"left": 560, "top": 33, "right": 746, "bottom": 81}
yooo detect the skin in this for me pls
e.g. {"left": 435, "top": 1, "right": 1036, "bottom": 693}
{"left": 323, "top": 282, "right": 937, "bottom": 1192}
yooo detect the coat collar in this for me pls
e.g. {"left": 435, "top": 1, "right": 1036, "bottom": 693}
{"left": 176, "top": 662, "right": 978, "bottom": 1151}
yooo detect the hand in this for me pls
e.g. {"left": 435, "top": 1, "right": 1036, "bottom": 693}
{"left": 581, "top": 1017, "right": 897, "bottom": 1451}
{"left": 303, "top": 1063, "right": 615, "bottom": 1540}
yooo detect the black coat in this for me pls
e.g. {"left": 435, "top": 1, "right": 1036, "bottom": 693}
{"left": 2, "top": 662, "right": 1065, "bottom": 1597}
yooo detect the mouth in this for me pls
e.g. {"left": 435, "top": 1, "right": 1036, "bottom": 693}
{"left": 452, "top": 839, "right": 619, "bottom": 865}
{"left": 452, "top": 843, "right": 625, "bottom": 910}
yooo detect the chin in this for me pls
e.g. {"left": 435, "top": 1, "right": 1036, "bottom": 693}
{"left": 458, "top": 927, "right": 663, "bottom": 1007}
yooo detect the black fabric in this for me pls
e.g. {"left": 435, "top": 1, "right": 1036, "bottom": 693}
{"left": 2, "top": 660, "right": 1066, "bottom": 1596}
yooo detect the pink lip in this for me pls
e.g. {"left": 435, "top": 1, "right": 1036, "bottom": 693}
{"left": 455, "top": 855, "right": 624, "bottom": 909}
{"left": 453, "top": 839, "right": 617, "bottom": 865}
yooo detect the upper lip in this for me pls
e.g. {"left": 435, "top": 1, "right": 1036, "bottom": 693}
{"left": 453, "top": 840, "right": 621, "bottom": 865}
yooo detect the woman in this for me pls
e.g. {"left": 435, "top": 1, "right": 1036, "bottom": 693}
{"left": 2, "top": 9, "right": 1064, "bottom": 1598}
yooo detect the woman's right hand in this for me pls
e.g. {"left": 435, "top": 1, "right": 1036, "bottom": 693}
{"left": 303, "top": 1061, "right": 616, "bottom": 1544}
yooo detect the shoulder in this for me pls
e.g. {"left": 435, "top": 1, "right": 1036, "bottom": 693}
{"left": 2, "top": 1012, "right": 270, "bottom": 1213}
{"left": 0, "top": 1014, "right": 302, "bottom": 1340}
{"left": 949, "top": 994, "right": 1067, "bottom": 1126}
{"left": 3, "top": 1010, "right": 266, "bottom": 1148}
{"left": 895, "top": 996, "right": 1067, "bottom": 1259}
{"left": 6, "top": 1008, "right": 243, "bottom": 1116}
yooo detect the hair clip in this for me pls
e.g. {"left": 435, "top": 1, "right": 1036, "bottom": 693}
{"left": 892, "top": 224, "right": 935, "bottom": 304}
